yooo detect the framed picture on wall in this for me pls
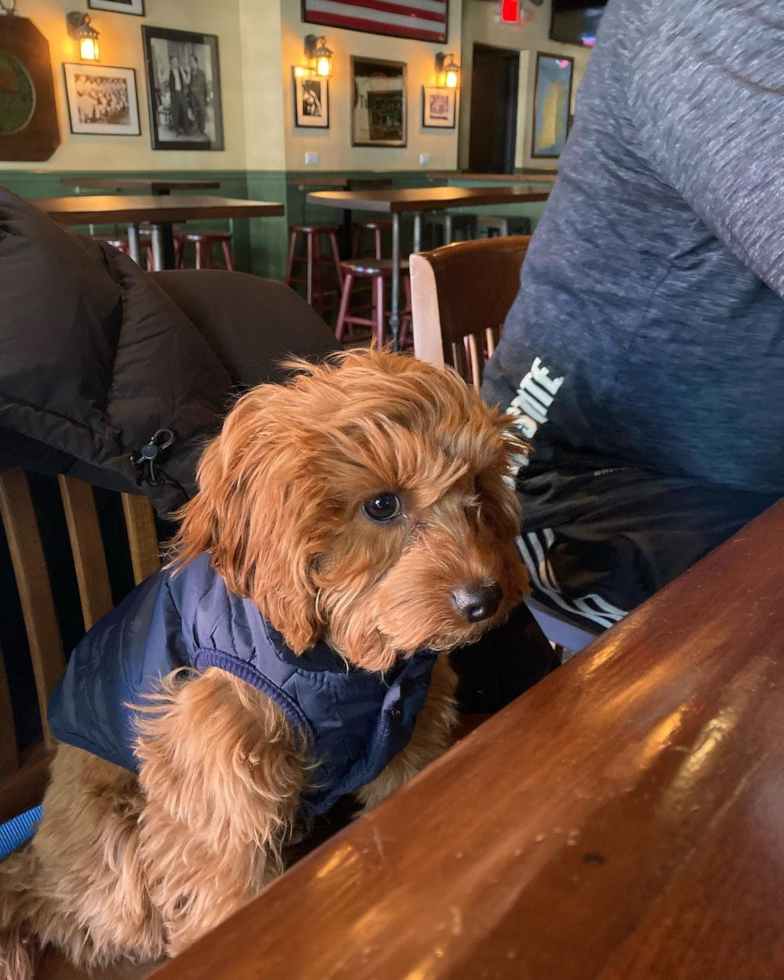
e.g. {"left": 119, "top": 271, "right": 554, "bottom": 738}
{"left": 302, "top": 0, "right": 447, "bottom": 44}
{"left": 88, "top": 0, "right": 145, "bottom": 14}
{"left": 531, "top": 52, "right": 573, "bottom": 158}
{"left": 142, "top": 26, "right": 224, "bottom": 151}
{"left": 351, "top": 57, "right": 406, "bottom": 148}
{"left": 293, "top": 70, "right": 329, "bottom": 128}
{"left": 63, "top": 63, "right": 141, "bottom": 136}
{"left": 422, "top": 86, "right": 455, "bottom": 128}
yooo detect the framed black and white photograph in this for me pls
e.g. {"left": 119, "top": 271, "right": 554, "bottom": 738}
{"left": 88, "top": 0, "right": 145, "bottom": 15}
{"left": 63, "top": 63, "right": 141, "bottom": 136}
{"left": 351, "top": 56, "right": 406, "bottom": 148}
{"left": 142, "top": 26, "right": 224, "bottom": 150}
{"left": 293, "top": 70, "right": 329, "bottom": 128}
{"left": 422, "top": 86, "right": 455, "bottom": 128}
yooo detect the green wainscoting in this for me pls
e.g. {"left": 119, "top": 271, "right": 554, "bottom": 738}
{"left": 0, "top": 169, "right": 549, "bottom": 281}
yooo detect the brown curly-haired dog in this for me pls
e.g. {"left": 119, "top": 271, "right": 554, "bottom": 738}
{"left": 0, "top": 350, "right": 528, "bottom": 977}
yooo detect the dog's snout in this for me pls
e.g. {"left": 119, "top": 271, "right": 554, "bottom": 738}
{"left": 451, "top": 583, "right": 503, "bottom": 623}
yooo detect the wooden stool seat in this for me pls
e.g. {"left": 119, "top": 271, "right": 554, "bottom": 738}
{"left": 182, "top": 230, "right": 233, "bottom": 242}
{"left": 289, "top": 223, "right": 340, "bottom": 235}
{"left": 101, "top": 238, "right": 130, "bottom": 254}
{"left": 285, "top": 225, "right": 343, "bottom": 317}
{"left": 339, "top": 258, "right": 409, "bottom": 277}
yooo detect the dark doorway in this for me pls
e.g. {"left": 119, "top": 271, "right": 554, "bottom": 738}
{"left": 468, "top": 44, "right": 519, "bottom": 173}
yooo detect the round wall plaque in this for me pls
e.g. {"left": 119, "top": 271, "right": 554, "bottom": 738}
{"left": 0, "top": 15, "right": 60, "bottom": 161}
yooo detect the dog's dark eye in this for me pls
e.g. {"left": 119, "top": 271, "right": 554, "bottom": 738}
{"left": 362, "top": 493, "right": 401, "bottom": 523}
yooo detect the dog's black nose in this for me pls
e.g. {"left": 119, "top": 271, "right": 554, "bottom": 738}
{"left": 452, "top": 583, "right": 503, "bottom": 623}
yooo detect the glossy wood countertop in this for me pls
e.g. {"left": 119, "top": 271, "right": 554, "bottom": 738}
{"left": 154, "top": 501, "right": 784, "bottom": 980}
{"left": 31, "top": 195, "right": 285, "bottom": 225}
{"left": 306, "top": 186, "right": 550, "bottom": 213}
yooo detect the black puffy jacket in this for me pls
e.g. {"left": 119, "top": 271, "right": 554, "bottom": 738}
{"left": 0, "top": 188, "right": 337, "bottom": 517}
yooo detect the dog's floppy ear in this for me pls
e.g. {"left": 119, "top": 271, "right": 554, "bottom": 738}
{"left": 172, "top": 385, "right": 323, "bottom": 653}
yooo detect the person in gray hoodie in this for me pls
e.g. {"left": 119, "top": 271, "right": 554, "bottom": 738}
{"left": 483, "top": 0, "right": 784, "bottom": 631}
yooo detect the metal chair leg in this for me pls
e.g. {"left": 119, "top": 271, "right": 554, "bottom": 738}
{"left": 374, "top": 276, "right": 386, "bottom": 349}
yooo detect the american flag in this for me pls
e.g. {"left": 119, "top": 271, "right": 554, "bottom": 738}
{"left": 303, "top": 0, "right": 448, "bottom": 44}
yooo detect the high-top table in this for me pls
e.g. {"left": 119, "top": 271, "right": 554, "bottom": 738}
{"left": 58, "top": 180, "right": 225, "bottom": 267}
{"left": 307, "top": 186, "right": 550, "bottom": 348}
{"left": 153, "top": 499, "right": 784, "bottom": 980}
{"left": 32, "top": 194, "right": 285, "bottom": 271}
{"left": 59, "top": 179, "right": 224, "bottom": 266}
{"left": 290, "top": 177, "right": 394, "bottom": 189}
{"left": 290, "top": 176, "right": 393, "bottom": 256}
{"left": 429, "top": 170, "right": 558, "bottom": 184}
{"left": 60, "top": 177, "right": 221, "bottom": 194}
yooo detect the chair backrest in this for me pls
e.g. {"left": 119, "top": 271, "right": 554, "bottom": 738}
{"left": 0, "top": 468, "right": 160, "bottom": 813}
{"left": 410, "top": 235, "right": 531, "bottom": 387}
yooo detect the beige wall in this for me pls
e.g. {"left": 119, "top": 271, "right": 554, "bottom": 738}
{"left": 280, "top": 0, "right": 461, "bottom": 172}
{"left": 459, "top": 0, "right": 591, "bottom": 170}
{"left": 1, "top": 0, "right": 587, "bottom": 176}
{"left": 0, "top": 0, "right": 247, "bottom": 171}
{"left": 240, "top": 0, "right": 286, "bottom": 171}
{"left": 2, "top": 0, "right": 460, "bottom": 175}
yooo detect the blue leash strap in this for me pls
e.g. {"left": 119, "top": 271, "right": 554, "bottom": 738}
{"left": 0, "top": 805, "right": 42, "bottom": 860}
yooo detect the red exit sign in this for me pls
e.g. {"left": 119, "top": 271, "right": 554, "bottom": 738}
{"left": 501, "top": 0, "right": 519, "bottom": 22}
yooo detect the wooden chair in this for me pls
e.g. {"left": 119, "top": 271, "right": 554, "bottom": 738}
{"left": 409, "top": 234, "right": 532, "bottom": 389}
{"left": 0, "top": 469, "right": 160, "bottom": 823}
{"left": 409, "top": 236, "right": 599, "bottom": 652}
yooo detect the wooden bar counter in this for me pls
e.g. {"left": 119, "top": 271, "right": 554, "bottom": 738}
{"left": 428, "top": 171, "right": 558, "bottom": 184}
{"left": 154, "top": 501, "right": 784, "bottom": 980}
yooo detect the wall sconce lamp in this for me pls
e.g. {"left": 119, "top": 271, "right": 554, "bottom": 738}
{"left": 66, "top": 11, "right": 100, "bottom": 61}
{"left": 304, "top": 34, "right": 333, "bottom": 77}
{"left": 435, "top": 52, "right": 460, "bottom": 89}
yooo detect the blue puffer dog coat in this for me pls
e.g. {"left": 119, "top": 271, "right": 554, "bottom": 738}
{"left": 48, "top": 554, "right": 437, "bottom": 819}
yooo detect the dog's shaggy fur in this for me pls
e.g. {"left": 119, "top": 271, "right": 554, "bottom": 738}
{"left": 0, "top": 350, "right": 528, "bottom": 976}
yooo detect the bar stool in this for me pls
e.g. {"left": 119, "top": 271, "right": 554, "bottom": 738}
{"left": 285, "top": 224, "right": 343, "bottom": 316}
{"left": 99, "top": 237, "right": 130, "bottom": 255}
{"left": 94, "top": 235, "right": 154, "bottom": 269}
{"left": 335, "top": 258, "right": 412, "bottom": 349}
{"left": 352, "top": 219, "right": 393, "bottom": 260}
{"left": 178, "top": 230, "right": 234, "bottom": 270}
{"left": 138, "top": 228, "right": 155, "bottom": 270}
{"left": 423, "top": 213, "right": 477, "bottom": 250}
{"left": 475, "top": 215, "right": 532, "bottom": 238}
